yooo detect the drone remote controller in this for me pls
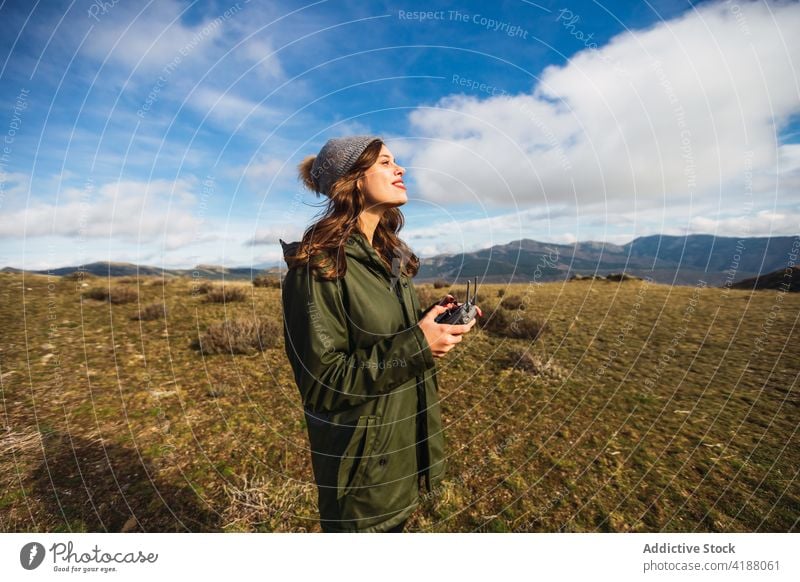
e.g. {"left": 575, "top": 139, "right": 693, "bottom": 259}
{"left": 434, "top": 277, "right": 480, "bottom": 325}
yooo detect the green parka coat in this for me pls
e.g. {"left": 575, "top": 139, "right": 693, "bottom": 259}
{"left": 280, "top": 231, "right": 446, "bottom": 532}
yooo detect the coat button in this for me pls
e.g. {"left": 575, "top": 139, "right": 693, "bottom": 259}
{"left": 402, "top": 281, "right": 408, "bottom": 287}
{"left": 379, "top": 458, "right": 387, "bottom": 466}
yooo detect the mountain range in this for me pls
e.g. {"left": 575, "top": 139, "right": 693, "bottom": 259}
{"left": 3, "top": 234, "right": 797, "bottom": 288}
{"left": 415, "top": 234, "right": 798, "bottom": 286}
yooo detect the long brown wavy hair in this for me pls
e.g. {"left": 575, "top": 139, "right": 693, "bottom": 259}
{"left": 285, "top": 139, "right": 420, "bottom": 281}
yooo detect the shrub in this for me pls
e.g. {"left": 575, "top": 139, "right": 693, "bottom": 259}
{"left": 497, "top": 288, "right": 505, "bottom": 297}
{"left": 132, "top": 303, "right": 168, "bottom": 321}
{"left": 482, "top": 307, "right": 548, "bottom": 340}
{"left": 191, "top": 316, "right": 282, "bottom": 355}
{"left": 191, "top": 280, "right": 214, "bottom": 295}
{"left": 83, "top": 286, "right": 138, "bottom": 304}
{"left": 500, "top": 294, "right": 525, "bottom": 310}
{"left": 433, "top": 279, "right": 448, "bottom": 289}
{"left": 253, "top": 275, "right": 282, "bottom": 289}
{"left": 606, "top": 272, "right": 640, "bottom": 282}
{"left": 205, "top": 284, "right": 248, "bottom": 303}
{"left": 507, "top": 348, "right": 567, "bottom": 380}
{"left": 509, "top": 316, "right": 548, "bottom": 341}
{"left": 148, "top": 277, "right": 173, "bottom": 286}
{"left": 63, "top": 270, "right": 96, "bottom": 281}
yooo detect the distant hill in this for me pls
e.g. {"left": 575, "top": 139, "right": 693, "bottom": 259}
{"left": 730, "top": 265, "right": 800, "bottom": 292}
{"left": 2, "top": 234, "right": 797, "bottom": 287}
{"left": 0, "top": 261, "right": 282, "bottom": 281}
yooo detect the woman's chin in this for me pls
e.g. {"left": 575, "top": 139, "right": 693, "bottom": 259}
{"left": 373, "top": 192, "right": 408, "bottom": 209}
{"left": 384, "top": 196, "right": 407, "bottom": 208}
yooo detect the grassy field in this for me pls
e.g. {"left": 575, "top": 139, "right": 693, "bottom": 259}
{"left": 0, "top": 271, "right": 797, "bottom": 532}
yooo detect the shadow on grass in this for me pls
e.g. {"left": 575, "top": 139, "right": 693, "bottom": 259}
{"left": 30, "top": 432, "right": 221, "bottom": 532}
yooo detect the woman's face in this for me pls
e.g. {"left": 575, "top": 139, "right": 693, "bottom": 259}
{"left": 357, "top": 144, "right": 407, "bottom": 210}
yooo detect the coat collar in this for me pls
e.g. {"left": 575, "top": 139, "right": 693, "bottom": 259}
{"left": 344, "top": 231, "right": 394, "bottom": 280}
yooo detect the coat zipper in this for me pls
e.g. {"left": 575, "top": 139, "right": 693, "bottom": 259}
{"left": 393, "top": 276, "right": 431, "bottom": 491}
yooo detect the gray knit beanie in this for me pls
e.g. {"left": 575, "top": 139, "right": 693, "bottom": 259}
{"left": 310, "top": 135, "right": 382, "bottom": 196}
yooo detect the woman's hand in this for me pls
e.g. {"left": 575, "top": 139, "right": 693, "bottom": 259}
{"left": 418, "top": 305, "right": 478, "bottom": 358}
{"left": 437, "top": 294, "right": 484, "bottom": 318}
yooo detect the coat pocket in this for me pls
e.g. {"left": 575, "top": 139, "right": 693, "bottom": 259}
{"left": 337, "top": 415, "right": 380, "bottom": 499}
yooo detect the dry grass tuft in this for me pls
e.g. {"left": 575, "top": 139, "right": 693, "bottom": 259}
{"left": 506, "top": 348, "right": 568, "bottom": 380}
{"left": 499, "top": 294, "right": 525, "bottom": 310}
{"left": 221, "top": 473, "right": 317, "bottom": 532}
{"left": 482, "top": 307, "right": 548, "bottom": 340}
{"left": 191, "top": 316, "right": 282, "bottom": 355}
{"left": 252, "top": 275, "right": 282, "bottom": 289}
{"left": 131, "top": 303, "right": 168, "bottom": 321}
{"left": 204, "top": 284, "right": 248, "bottom": 303}
{"left": 0, "top": 429, "right": 44, "bottom": 457}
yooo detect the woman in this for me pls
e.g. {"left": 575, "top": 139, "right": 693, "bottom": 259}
{"left": 279, "top": 135, "right": 480, "bottom": 533}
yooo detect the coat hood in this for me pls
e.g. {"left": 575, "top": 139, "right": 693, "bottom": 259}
{"left": 279, "top": 238, "right": 301, "bottom": 269}
{"left": 279, "top": 232, "right": 395, "bottom": 281}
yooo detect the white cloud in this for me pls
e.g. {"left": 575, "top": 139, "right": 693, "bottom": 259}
{"left": 778, "top": 143, "right": 800, "bottom": 175}
{"left": 0, "top": 177, "right": 217, "bottom": 250}
{"left": 246, "top": 223, "right": 305, "bottom": 246}
{"left": 187, "top": 86, "right": 284, "bottom": 129}
{"left": 241, "top": 157, "right": 287, "bottom": 186}
{"left": 400, "top": 191, "right": 800, "bottom": 255}
{"left": 79, "top": 1, "right": 286, "bottom": 118}
{"left": 0, "top": 172, "right": 31, "bottom": 209}
{"left": 686, "top": 209, "right": 800, "bottom": 236}
{"left": 406, "top": 0, "right": 800, "bottom": 212}
{"left": 251, "top": 247, "right": 288, "bottom": 266}
{"left": 405, "top": 205, "right": 570, "bottom": 239}
{"left": 240, "top": 37, "right": 285, "bottom": 80}
{"left": 83, "top": 0, "right": 228, "bottom": 74}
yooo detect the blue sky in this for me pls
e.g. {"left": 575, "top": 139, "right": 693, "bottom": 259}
{"left": 0, "top": 0, "right": 798, "bottom": 270}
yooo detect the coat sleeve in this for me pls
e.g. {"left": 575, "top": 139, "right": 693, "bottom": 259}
{"left": 282, "top": 268, "right": 436, "bottom": 414}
